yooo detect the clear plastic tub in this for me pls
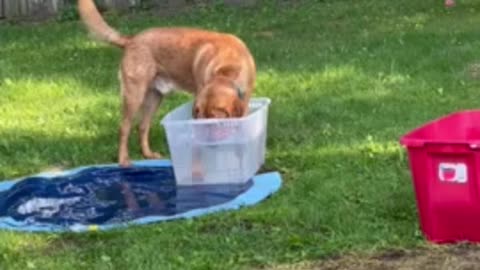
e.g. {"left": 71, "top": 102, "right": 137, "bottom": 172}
{"left": 161, "top": 97, "right": 271, "bottom": 186}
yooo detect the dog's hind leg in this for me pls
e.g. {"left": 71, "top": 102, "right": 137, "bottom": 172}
{"left": 139, "top": 89, "right": 163, "bottom": 159}
{"left": 118, "top": 55, "right": 156, "bottom": 167}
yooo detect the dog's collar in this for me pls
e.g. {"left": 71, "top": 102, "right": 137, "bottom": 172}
{"left": 232, "top": 81, "right": 245, "bottom": 100}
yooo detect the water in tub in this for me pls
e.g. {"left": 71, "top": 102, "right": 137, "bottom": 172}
{"left": 191, "top": 124, "right": 263, "bottom": 183}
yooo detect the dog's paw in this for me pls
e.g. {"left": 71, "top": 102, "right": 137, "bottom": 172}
{"left": 119, "top": 158, "right": 132, "bottom": 167}
{"left": 143, "top": 152, "right": 162, "bottom": 160}
{"left": 192, "top": 162, "right": 204, "bottom": 181}
{"left": 192, "top": 169, "right": 204, "bottom": 181}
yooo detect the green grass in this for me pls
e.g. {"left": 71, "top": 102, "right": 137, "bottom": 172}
{"left": 1, "top": 0, "right": 480, "bottom": 269}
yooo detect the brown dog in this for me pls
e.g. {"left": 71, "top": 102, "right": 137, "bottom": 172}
{"left": 77, "top": 0, "right": 256, "bottom": 167}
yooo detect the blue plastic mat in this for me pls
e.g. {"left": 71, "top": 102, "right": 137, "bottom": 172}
{"left": 0, "top": 160, "right": 281, "bottom": 232}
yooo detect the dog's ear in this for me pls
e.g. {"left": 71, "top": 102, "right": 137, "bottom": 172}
{"left": 193, "top": 100, "right": 203, "bottom": 118}
{"left": 193, "top": 105, "right": 200, "bottom": 118}
{"left": 234, "top": 98, "right": 247, "bottom": 117}
{"left": 216, "top": 65, "right": 240, "bottom": 78}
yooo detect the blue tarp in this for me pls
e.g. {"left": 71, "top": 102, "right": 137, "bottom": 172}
{"left": 0, "top": 160, "right": 281, "bottom": 232}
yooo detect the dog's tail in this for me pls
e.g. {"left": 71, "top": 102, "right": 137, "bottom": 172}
{"left": 77, "top": 0, "right": 129, "bottom": 48}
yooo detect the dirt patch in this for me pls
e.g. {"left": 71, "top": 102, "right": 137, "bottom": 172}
{"left": 466, "top": 63, "right": 480, "bottom": 80}
{"left": 269, "top": 244, "right": 480, "bottom": 270}
{"left": 254, "top": 31, "right": 276, "bottom": 39}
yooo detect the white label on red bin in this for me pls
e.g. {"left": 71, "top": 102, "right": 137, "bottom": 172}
{"left": 438, "top": 163, "right": 467, "bottom": 183}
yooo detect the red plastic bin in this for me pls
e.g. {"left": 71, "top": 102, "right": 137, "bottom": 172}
{"left": 400, "top": 110, "right": 480, "bottom": 243}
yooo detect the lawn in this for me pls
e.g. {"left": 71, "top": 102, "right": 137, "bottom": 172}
{"left": 1, "top": 0, "right": 480, "bottom": 269}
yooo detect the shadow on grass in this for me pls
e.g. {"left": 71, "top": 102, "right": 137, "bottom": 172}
{"left": 0, "top": 124, "right": 169, "bottom": 180}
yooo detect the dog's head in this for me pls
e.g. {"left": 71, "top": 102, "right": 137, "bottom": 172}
{"left": 193, "top": 79, "right": 248, "bottom": 119}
